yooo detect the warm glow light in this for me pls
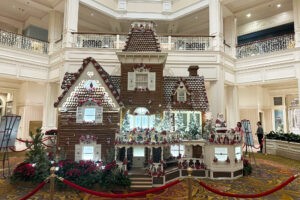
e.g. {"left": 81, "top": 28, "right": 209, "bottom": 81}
{"left": 246, "top": 13, "right": 251, "bottom": 18}
{"left": 277, "top": 4, "right": 281, "bottom": 8}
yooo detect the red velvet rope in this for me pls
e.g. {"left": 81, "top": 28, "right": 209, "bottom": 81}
{"left": 62, "top": 179, "right": 180, "bottom": 198}
{"left": 242, "top": 137, "right": 265, "bottom": 150}
{"left": 199, "top": 175, "right": 296, "bottom": 198}
{"left": 252, "top": 137, "right": 265, "bottom": 149}
{"left": 20, "top": 181, "right": 47, "bottom": 200}
{"left": 16, "top": 137, "right": 54, "bottom": 148}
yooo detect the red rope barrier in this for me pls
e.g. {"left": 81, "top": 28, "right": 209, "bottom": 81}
{"left": 199, "top": 175, "right": 296, "bottom": 198}
{"left": 62, "top": 179, "right": 180, "bottom": 198}
{"left": 252, "top": 137, "right": 265, "bottom": 149}
{"left": 16, "top": 137, "right": 55, "bottom": 148}
{"left": 16, "top": 138, "right": 33, "bottom": 144}
{"left": 20, "top": 181, "right": 47, "bottom": 200}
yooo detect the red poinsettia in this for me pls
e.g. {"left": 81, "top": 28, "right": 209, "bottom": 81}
{"left": 226, "top": 157, "right": 230, "bottom": 163}
{"left": 213, "top": 157, "right": 218, "bottom": 163}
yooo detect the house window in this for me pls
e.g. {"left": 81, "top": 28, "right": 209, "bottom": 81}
{"left": 171, "top": 145, "right": 184, "bottom": 157}
{"left": 215, "top": 147, "right": 228, "bottom": 162}
{"left": 135, "top": 73, "right": 148, "bottom": 89}
{"left": 84, "top": 108, "right": 96, "bottom": 122}
{"left": 82, "top": 146, "right": 94, "bottom": 160}
{"left": 235, "top": 147, "right": 241, "bottom": 161}
{"left": 177, "top": 91, "right": 186, "bottom": 102}
{"left": 133, "top": 147, "right": 145, "bottom": 157}
{"left": 129, "top": 107, "right": 155, "bottom": 129}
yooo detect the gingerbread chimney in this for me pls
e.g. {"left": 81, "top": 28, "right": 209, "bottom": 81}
{"left": 188, "top": 65, "right": 199, "bottom": 76}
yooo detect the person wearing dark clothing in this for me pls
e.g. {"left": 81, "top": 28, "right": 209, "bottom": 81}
{"left": 256, "top": 121, "right": 264, "bottom": 153}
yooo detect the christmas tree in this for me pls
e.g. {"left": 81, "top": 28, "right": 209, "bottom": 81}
{"left": 162, "top": 110, "right": 171, "bottom": 131}
{"left": 154, "top": 114, "right": 162, "bottom": 132}
{"left": 121, "top": 111, "right": 130, "bottom": 132}
{"left": 176, "top": 112, "right": 185, "bottom": 135}
{"left": 188, "top": 112, "right": 201, "bottom": 137}
{"left": 203, "top": 119, "right": 215, "bottom": 139}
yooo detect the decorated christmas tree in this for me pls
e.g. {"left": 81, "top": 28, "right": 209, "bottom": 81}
{"left": 162, "top": 110, "right": 171, "bottom": 131}
{"left": 188, "top": 112, "right": 201, "bottom": 138}
{"left": 203, "top": 119, "right": 215, "bottom": 139}
{"left": 176, "top": 112, "right": 185, "bottom": 135}
{"left": 121, "top": 111, "right": 130, "bottom": 132}
{"left": 154, "top": 114, "right": 162, "bottom": 132}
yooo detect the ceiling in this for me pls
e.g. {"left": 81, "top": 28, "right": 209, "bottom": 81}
{"left": 0, "top": 0, "right": 294, "bottom": 36}
{"left": 226, "top": 0, "right": 293, "bottom": 25}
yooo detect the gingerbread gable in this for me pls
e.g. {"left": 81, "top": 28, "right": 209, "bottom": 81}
{"left": 54, "top": 57, "right": 121, "bottom": 111}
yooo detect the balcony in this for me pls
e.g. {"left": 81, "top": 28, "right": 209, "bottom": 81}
{"left": 236, "top": 34, "right": 295, "bottom": 59}
{"left": 72, "top": 32, "right": 213, "bottom": 51}
{"left": 0, "top": 29, "right": 48, "bottom": 54}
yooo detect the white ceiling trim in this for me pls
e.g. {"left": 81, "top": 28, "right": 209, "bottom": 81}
{"left": 80, "top": 0, "right": 208, "bottom": 20}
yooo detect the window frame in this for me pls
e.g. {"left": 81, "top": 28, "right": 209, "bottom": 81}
{"left": 83, "top": 107, "right": 96, "bottom": 122}
{"left": 170, "top": 145, "right": 185, "bottom": 157}
{"left": 235, "top": 146, "right": 242, "bottom": 161}
{"left": 129, "top": 107, "right": 155, "bottom": 129}
{"left": 135, "top": 72, "right": 148, "bottom": 89}
{"left": 168, "top": 111, "right": 202, "bottom": 133}
{"left": 214, "top": 147, "right": 228, "bottom": 162}
{"left": 82, "top": 145, "right": 94, "bottom": 160}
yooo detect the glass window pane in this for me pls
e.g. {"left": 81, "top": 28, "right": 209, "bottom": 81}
{"left": 129, "top": 114, "right": 134, "bottom": 129}
{"left": 215, "top": 147, "right": 228, "bottom": 154}
{"left": 149, "top": 115, "right": 155, "bottom": 129}
{"left": 136, "top": 116, "right": 141, "bottom": 128}
{"left": 235, "top": 147, "right": 241, "bottom": 160}
{"left": 183, "top": 114, "right": 187, "bottom": 128}
{"left": 133, "top": 147, "right": 145, "bottom": 157}
{"left": 82, "top": 146, "right": 94, "bottom": 160}
{"left": 142, "top": 116, "right": 148, "bottom": 129}
{"left": 84, "top": 108, "right": 96, "bottom": 122}
{"left": 215, "top": 155, "right": 227, "bottom": 161}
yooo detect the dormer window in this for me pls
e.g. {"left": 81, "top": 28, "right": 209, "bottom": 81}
{"left": 175, "top": 81, "right": 190, "bottom": 103}
{"left": 135, "top": 73, "right": 148, "bottom": 89}
{"left": 84, "top": 108, "right": 96, "bottom": 122}
{"left": 127, "top": 64, "right": 156, "bottom": 91}
{"left": 177, "top": 90, "right": 186, "bottom": 102}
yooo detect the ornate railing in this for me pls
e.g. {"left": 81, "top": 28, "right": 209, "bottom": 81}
{"left": 0, "top": 29, "right": 48, "bottom": 54}
{"left": 178, "top": 157, "right": 205, "bottom": 169}
{"left": 72, "top": 32, "right": 213, "bottom": 51}
{"left": 237, "top": 34, "right": 295, "bottom": 58}
{"left": 115, "top": 130, "right": 180, "bottom": 145}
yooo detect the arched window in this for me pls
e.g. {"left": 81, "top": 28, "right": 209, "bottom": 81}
{"left": 129, "top": 107, "right": 155, "bottom": 129}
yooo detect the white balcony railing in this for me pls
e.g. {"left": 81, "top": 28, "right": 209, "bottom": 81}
{"left": 237, "top": 33, "right": 295, "bottom": 59}
{"left": 72, "top": 32, "right": 213, "bottom": 51}
{"left": 0, "top": 29, "right": 48, "bottom": 54}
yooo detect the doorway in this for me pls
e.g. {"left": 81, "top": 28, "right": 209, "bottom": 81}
{"left": 192, "top": 145, "right": 202, "bottom": 158}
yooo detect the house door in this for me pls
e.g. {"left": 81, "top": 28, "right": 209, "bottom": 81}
{"left": 132, "top": 147, "right": 145, "bottom": 168}
{"left": 192, "top": 145, "right": 202, "bottom": 158}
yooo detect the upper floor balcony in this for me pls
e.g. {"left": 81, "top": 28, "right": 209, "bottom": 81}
{"left": 0, "top": 28, "right": 296, "bottom": 60}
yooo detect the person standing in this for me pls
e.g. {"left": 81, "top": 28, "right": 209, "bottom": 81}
{"left": 235, "top": 122, "right": 244, "bottom": 141}
{"left": 256, "top": 121, "right": 264, "bottom": 153}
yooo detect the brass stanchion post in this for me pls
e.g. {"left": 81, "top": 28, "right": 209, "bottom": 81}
{"left": 187, "top": 167, "right": 193, "bottom": 200}
{"left": 49, "top": 166, "right": 56, "bottom": 200}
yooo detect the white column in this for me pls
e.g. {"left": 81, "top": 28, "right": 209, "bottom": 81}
{"left": 226, "top": 85, "right": 239, "bottom": 129}
{"left": 210, "top": 66, "right": 225, "bottom": 120}
{"left": 293, "top": 0, "right": 300, "bottom": 47}
{"left": 209, "top": 0, "right": 224, "bottom": 51}
{"left": 63, "top": 0, "right": 79, "bottom": 48}
{"left": 42, "top": 83, "right": 58, "bottom": 133}
{"left": 48, "top": 11, "right": 63, "bottom": 53}
{"left": 224, "top": 16, "right": 237, "bottom": 57}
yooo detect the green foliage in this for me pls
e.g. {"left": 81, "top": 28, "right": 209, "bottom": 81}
{"left": 266, "top": 131, "right": 300, "bottom": 143}
{"left": 11, "top": 129, "right": 51, "bottom": 184}
{"left": 102, "top": 148, "right": 115, "bottom": 165}
{"left": 121, "top": 111, "right": 130, "bottom": 132}
{"left": 99, "top": 167, "right": 131, "bottom": 190}
{"left": 204, "top": 119, "right": 215, "bottom": 139}
{"left": 176, "top": 112, "right": 186, "bottom": 135}
{"left": 243, "top": 159, "right": 252, "bottom": 176}
{"left": 188, "top": 112, "right": 201, "bottom": 137}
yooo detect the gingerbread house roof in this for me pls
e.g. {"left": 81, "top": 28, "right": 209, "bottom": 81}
{"left": 163, "top": 76, "right": 209, "bottom": 111}
{"left": 123, "top": 26, "right": 161, "bottom": 52}
{"left": 54, "top": 57, "right": 121, "bottom": 108}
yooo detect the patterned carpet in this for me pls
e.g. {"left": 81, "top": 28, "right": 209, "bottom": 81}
{"left": 0, "top": 153, "right": 299, "bottom": 200}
